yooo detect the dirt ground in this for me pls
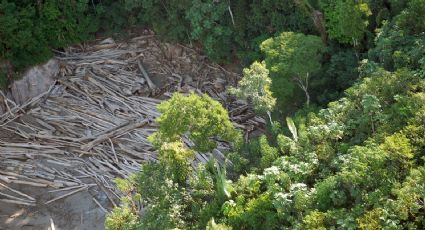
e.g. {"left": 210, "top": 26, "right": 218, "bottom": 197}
{"left": 0, "top": 184, "right": 110, "bottom": 229}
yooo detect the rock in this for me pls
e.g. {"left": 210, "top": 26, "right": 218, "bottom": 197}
{"left": 10, "top": 59, "right": 59, "bottom": 104}
{"left": 162, "top": 43, "right": 183, "bottom": 60}
{"left": 183, "top": 75, "right": 193, "bottom": 84}
{"left": 213, "top": 78, "right": 227, "bottom": 91}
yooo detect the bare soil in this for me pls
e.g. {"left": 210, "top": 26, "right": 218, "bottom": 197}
{"left": 0, "top": 185, "right": 108, "bottom": 230}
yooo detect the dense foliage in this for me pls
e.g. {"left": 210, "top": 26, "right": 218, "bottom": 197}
{"left": 1, "top": 0, "right": 424, "bottom": 229}
{"left": 108, "top": 65, "right": 425, "bottom": 230}
{"left": 260, "top": 32, "right": 324, "bottom": 107}
{"left": 228, "top": 61, "right": 275, "bottom": 114}
{"left": 106, "top": 93, "right": 241, "bottom": 230}
{"left": 1, "top": 0, "right": 315, "bottom": 87}
{"left": 0, "top": 0, "right": 97, "bottom": 86}
{"left": 104, "top": 0, "right": 425, "bottom": 229}
{"left": 319, "top": 0, "right": 372, "bottom": 45}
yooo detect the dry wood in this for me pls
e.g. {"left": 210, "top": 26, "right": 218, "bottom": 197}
{"left": 0, "top": 175, "right": 11, "bottom": 183}
{"left": 49, "top": 184, "right": 96, "bottom": 193}
{"left": 0, "top": 199, "right": 35, "bottom": 206}
{"left": 0, "top": 34, "right": 265, "bottom": 211}
{"left": 137, "top": 60, "right": 156, "bottom": 89}
{"left": 81, "top": 119, "right": 149, "bottom": 151}
{"left": 0, "top": 191, "right": 34, "bottom": 204}
{"left": 9, "top": 180, "right": 49, "bottom": 187}
{"left": 50, "top": 218, "right": 56, "bottom": 230}
{"left": 45, "top": 185, "right": 93, "bottom": 204}
{"left": 0, "top": 182, "right": 35, "bottom": 201}
{"left": 92, "top": 197, "right": 108, "bottom": 213}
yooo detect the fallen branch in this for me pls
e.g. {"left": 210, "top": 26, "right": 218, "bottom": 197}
{"left": 137, "top": 60, "right": 156, "bottom": 89}
{"left": 0, "top": 182, "right": 35, "bottom": 201}
{"left": 45, "top": 185, "right": 93, "bottom": 204}
{"left": 93, "top": 197, "right": 108, "bottom": 213}
{"left": 0, "top": 198, "right": 35, "bottom": 206}
{"left": 81, "top": 119, "right": 150, "bottom": 151}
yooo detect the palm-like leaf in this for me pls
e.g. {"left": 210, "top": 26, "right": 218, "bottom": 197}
{"left": 286, "top": 117, "right": 298, "bottom": 142}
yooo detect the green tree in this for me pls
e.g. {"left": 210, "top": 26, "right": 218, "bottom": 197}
{"left": 390, "top": 166, "right": 425, "bottom": 227}
{"left": 0, "top": 1, "right": 50, "bottom": 70}
{"left": 158, "top": 141, "right": 194, "bottom": 184}
{"left": 149, "top": 92, "right": 240, "bottom": 153}
{"left": 186, "top": 0, "right": 234, "bottom": 62}
{"left": 320, "top": 0, "right": 371, "bottom": 45}
{"left": 228, "top": 61, "right": 276, "bottom": 117}
{"left": 105, "top": 2, "right": 425, "bottom": 229}
{"left": 107, "top": 92, "right": 243, "bottom": 230}
{"left": 260, "top": 32, "right": 324, "bottom": 107}
{"left": 0, "top": 0, "right": 98, "bottom": 86}
{"left": 396, "top": 0, "right": 425, "bottom": 35}
{"left": 206, "top": 218, "right": 232, "bottom": 230}
{"left": 105, "top": 176, "right": 142, "bottom": 230}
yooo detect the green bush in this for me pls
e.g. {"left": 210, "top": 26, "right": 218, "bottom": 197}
{"left": 0, "top": 1, "right": 51, "bottom": 70}
{"left": 114, "top": 0, "right": 190, "bottom": 40}
{"left": 187, "top": 0, "right": 234, "bottom": 63}
{"left": 228, "top": 61, "right": 276, "bottom": 114}
{"left": 232, "top": 0, "right": 315, "bottom": 63}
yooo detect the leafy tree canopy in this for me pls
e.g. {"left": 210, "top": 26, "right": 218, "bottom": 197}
{"left": 149, "top": 92, "right": 241, "bottom": 153}
{"left": 320, "top": 0, "right": 372, "bottom": 45}
{"left": 228, "top": 61, "right": 276, "bottom": 114}
{"left": 260, "top": 32, "right": 324, "bottom": 107}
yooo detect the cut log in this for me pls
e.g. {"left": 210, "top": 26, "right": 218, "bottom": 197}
{"left": 81, "top": 119, "right": 149, "bottom": 151}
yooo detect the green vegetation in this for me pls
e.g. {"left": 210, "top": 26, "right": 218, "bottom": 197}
{"left": 228, "top": 61, "right": 275, "bottom": 114}
{"left": 1, "top": 0, "right": 424, "bottom": 229}
{"left": 260, "top": 32, "right": 324, "bottom": 107}
{"left": 107, "top": 62, "right": 425, "bottom": 230}
{"left": 149, "top": 93, "right": 240, "bottom": 153}
{"left": 0, "top": 0, "right": 315, "bottom": 86}
{"left": 103, "top": 0, "right": 425, "bottom": 229}
{"left": 319, "top": 0, "right": 372, "bottom": 45}
{"left": 106, "top": 93, "right": 240, "bottom": 230}
{"left": 0, "top": 0, "right": 97, "bottom": 82}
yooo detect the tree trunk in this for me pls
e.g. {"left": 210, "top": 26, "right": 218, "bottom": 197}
{"left": 304, "top": 89, "right": 310, "bottom": 106}
{"left": 294, "top": 74, "right": 310, "bottom": 107}
{"left": 312, "top": 10, "right": 328, "bottom": 44}
{"left": 294, "top": 0, "right": 328, "bottom": 44}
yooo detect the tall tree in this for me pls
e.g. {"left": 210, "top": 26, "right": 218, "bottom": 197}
{"left": 260, "top": 32, "right": 324, "bottom": 107}
{"left": 229, "top": 61, "right": 276, "bottom": 121}
{"left": 319, "top": 0, "right": 371, "bottom": 45}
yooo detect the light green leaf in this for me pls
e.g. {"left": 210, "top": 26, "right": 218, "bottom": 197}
{"left": 286, "top": 117, "right": 298, "bottom": 142}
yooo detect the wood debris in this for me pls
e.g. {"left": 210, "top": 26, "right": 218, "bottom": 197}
{"left": 0, "top": 34, "right": 265, "bottom": 207}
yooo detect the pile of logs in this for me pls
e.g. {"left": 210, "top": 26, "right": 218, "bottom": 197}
{"left": 0, "top": 34, "right": 265, "bottom": 208}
